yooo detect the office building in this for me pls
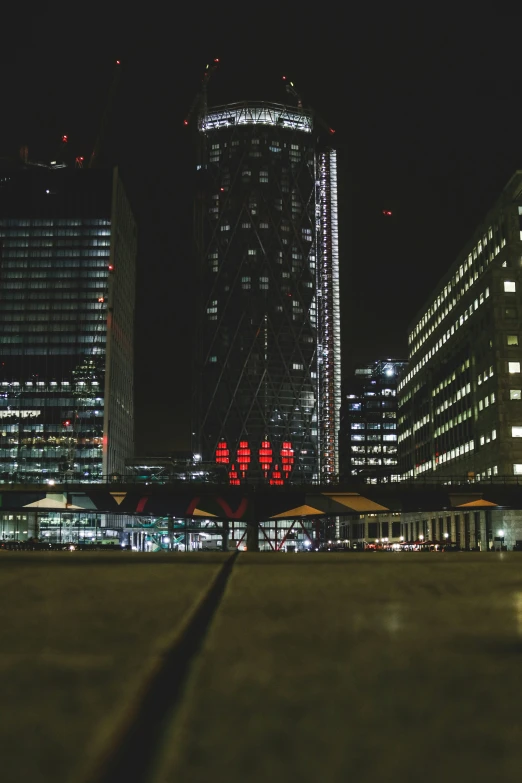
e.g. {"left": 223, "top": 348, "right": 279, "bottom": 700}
{"left": 194, "top": 101, "right": 341, "bottom": 483}
{"left": 0, "top": 162, "right": 136, "bottom": 485}
{"left": 398, "top": 171, "right": 522, "bottom": 482}
{"left": 339, "top": 359, "right": 408, "bottom": 482}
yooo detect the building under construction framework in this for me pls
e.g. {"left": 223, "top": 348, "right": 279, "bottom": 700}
{"left": 194, "top": 99, "right": 341, "bottom": 484}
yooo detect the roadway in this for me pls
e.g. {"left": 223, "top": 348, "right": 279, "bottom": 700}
{"left": 1, "top": 551, "right": 522, "bottom": 782}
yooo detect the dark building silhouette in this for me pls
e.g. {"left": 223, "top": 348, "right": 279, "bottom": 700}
{"left": 0, "top": 161, "right": 136, "bottom": 483}
{"left": 194, "top": 101, "right": 341, "bottom": 484}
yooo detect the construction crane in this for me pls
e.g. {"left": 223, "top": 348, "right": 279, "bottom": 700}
{"left": 184, "top": 58, "right": 220, "bottom": 127}
{"left": 281, "top": 75, "right": 335, "bottom": 137}
{"left": 89, "top": 60, "right": 122, "bottom": 169}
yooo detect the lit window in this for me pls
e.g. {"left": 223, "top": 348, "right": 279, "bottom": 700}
{"left": 504, "top": 281, "right": 516, "bottom": 293}
{"left": 292, "top": 363, "right": 303, "bottom": 370}
{"left": 209, "top": 356, "right": 217, "bottom": 363}
{"left": 510, "top": 390, "right": 522, "bottom": 400}
{"left": 512, "top": 427, "right": 522, "bottom": 438}
{"left": 507, "top": 335, "right": 519, "bottom": 346}
{"left": 514, "top": 464, "right": 522, "bottom": 475}
{"left": 509, "top": 362, "right": 521, "bottom": 374}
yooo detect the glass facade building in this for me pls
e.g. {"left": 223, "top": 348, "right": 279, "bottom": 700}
{"left": 0, "top": 164, "right": 136, "bottom": 484}
{"left": 194, "top": 101, "right": 341, "bottom": 484}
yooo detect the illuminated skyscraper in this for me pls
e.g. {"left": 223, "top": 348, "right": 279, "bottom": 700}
{"left": 0, "top": 163, "right": 136, "bottom": 483}
{"left": 194, "top": 101, "right": 341, "bottom": 483}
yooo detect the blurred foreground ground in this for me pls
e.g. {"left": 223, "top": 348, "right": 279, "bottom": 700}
{"left": 1, "top": 551, "right": 522, "bottom": 782}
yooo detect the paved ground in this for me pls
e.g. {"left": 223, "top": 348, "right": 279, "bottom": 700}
{"left": 2, "top": 552, "right": 522, "bottom": 782}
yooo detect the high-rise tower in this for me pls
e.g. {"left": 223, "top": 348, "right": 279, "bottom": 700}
{"left": 194, "top": 100, "right": 341, "bottom": 483}
{"left": 0, "top": 162, "right": 136, "bottom": 483}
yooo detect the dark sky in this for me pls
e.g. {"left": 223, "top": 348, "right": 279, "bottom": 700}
{"left": 2, "top": 9, "right": 522, "bottom": 453}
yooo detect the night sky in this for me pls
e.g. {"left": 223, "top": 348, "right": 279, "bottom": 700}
{"left": 2, "top": 9, "right": 522, "bottom": 453}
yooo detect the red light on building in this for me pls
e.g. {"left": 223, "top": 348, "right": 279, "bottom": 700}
{"left": 280, "top": 441, "right": 294, "bottom": 478}
{"left": 269, "top": 464, "right": 284, "bottom": 486}
{"left": 98, "top": 297, "right": 105, "bottom": 303}
{"left": 259, "top": 440, "right": 273, "bottom": 475}
{"left": 62, "top": 135, "right": 68, "bottom": 143}
{"left": 62, "top": 420, "right": 71, "bottom": 427}
{"left": 229, "top": 463, "right": 240, "bottom": 486}
{"left": 215, "top": 440, "right": 229, "bottom": 464}
{"left": 183, "top": 119, "right": 189, "bottom": 126}
{"left": 108, "top": 264, "right": 114, "bottom": 271}
{"left": 382, "top": 210, "right": 392, "bottom": 216}
{"left": 237, "top": 440, "right": 251, "bottom": 475}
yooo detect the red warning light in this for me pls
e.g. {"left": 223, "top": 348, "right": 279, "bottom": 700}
{"left": 220, "top": 187, "right": 224, "bottom": 192}
{"left": 108, "top": 264, "right": 114, "bottom": 272}
{"left": 183, "top": 119, "right": 189, "bottom": 126}
{"left": 62, "top": 135, "right": 68, "bottom": 143}
{"left": 382, "top": 210, "right": 393, "bottom": 216}
{"left": 62, "top": 420, "right": 71, "bottom": 427}
{"left": 282, "top": 75, "right": 287, "bottom": 80}
{"left": 98, "top": 297, "right": 105, "bottom": 303}
{"left": 214, "top": 58, "right": 220, "bottom": 63}
{"left": 329, "top": 128, "right": 336, "bottom": 135}
{"left": 116, "top": 60, "right": 121, "bottom": 65}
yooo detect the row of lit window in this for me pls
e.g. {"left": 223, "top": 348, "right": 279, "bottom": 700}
{"left": 409, "top": 223, "right": 502, "bottom": 346}
{"left": 351, "top": 458, "right": 397, "bottom": 466}
{"left": 476, "top": 466, "right": 498, "bottom": 479}
{"left": 399, "top": 287, "right": 490, "bottom": 392}
{"left": 413, "top": 414, "right": 430, "bottom": 433}
{"left": 2, "top": 271, "right": 107, "bottom": 280}
{"left": 351, "top": 434, "right": 397, "bottom": 442}
{"left": 435, "top": 383, "right": 471, "bottom": 414}
{"left": 2, "top": 282, "right": 106, "bottom": 290}
{"left": 431, "top": 362, "right": 470, "bottom": 398}
{"left": 0, "top": 336, "right": 106, "bottom": 344}
{"left": 351, "top": 445, "right": 397, "bottom": 454}
{"left": 351, "top": 422, "right": 396, "bottom": 430}
{"left": 434, "top": 408, "right": 472, "bottom": 438}
{"left": 478, "top": 393, "right": 496, "bottom": 411}
{"left": 0, "top": 220, "right": 110, "bottom": 228}
{"left": 0, "top": 303, "right": 105, "bottom": 312}
{"left": 436, "top": 439, "right": 475, "bottom": 465}
{"left": 479, "top": 429, "right": 497, "bottom": 445}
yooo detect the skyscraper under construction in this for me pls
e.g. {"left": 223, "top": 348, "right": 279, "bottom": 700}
{"left": 194, "top": 96, "right": 341, "bottom": 484}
